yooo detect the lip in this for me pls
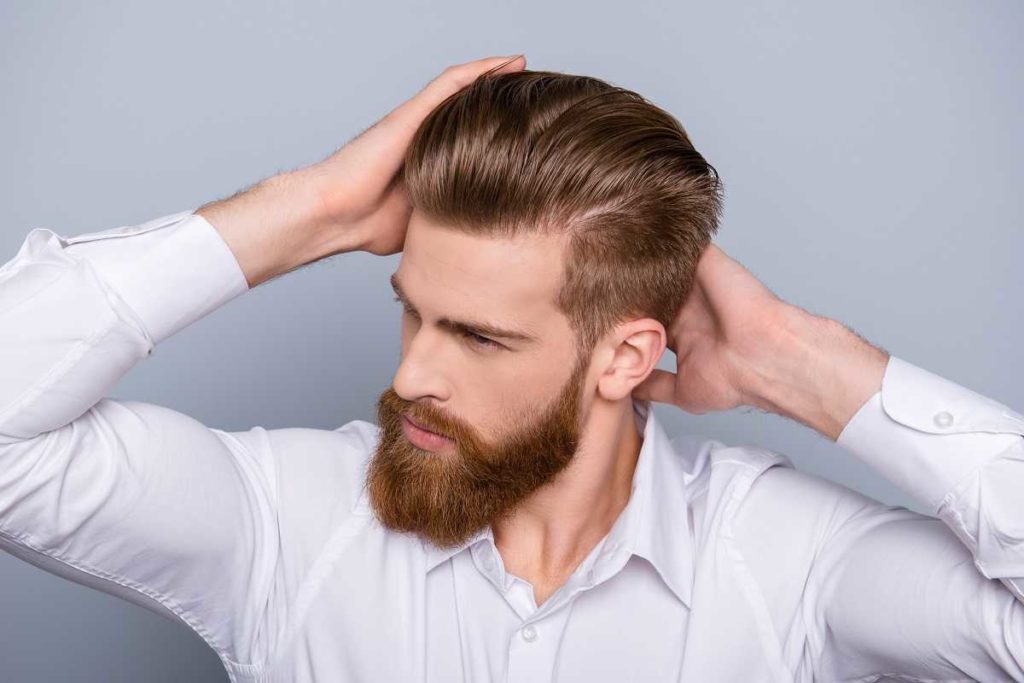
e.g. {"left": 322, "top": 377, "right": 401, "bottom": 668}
{"left": 402, "top": 415, "right": 454, "bottom": 452}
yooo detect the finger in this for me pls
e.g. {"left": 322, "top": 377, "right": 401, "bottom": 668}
{"left": 426, "top": 54, "right": 527, "bottom": 98}
{"left": 631, "top": 369, "right": 677, "bottom": 405}
{"left": 387, "top": 54, "right": 526, "bottom": 135}
{"left": 456, "top": 53, "right": 528, "bottom": 78}
{"left": 341, "top": 55, "right": 526, "bottom": 184}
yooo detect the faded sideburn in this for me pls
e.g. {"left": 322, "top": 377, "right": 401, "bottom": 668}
{"left": 401, "top": 67, "right": 724, "bottom": 357}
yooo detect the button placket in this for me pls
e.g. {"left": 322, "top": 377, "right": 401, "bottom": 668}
{"left": 507, "top": 617, "right": 558, "bottom": 683}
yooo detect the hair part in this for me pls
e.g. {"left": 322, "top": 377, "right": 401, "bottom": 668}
{"left": 402, "top": 67, "right": 723, "bottom": 359}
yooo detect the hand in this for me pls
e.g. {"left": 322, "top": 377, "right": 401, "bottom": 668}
{"left": 631, "top": 243, "right": 794, "bottom": 414}
{"left": 307, "top": 54, "right": 527, "bottom": 256}
{"left": 199, "top": 55, "right": 525, "bottom": 288}
{"left": 631, "top": 242, "right": 888, "bottom": 440}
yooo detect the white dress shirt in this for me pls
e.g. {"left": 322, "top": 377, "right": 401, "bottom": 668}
{"left": 1, "top": 211, "right": 1022, "bottom": 683}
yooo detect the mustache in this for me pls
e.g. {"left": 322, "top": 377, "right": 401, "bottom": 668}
{"left": 378, "top": 389, "right": 471, "bottom": 444}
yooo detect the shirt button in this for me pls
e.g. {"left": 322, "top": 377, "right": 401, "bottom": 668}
{"left": 482, "top": 557, "right": 496, "bottom": 572}
{"left": 933, "top": 411, "right": 954, "bottom": 428}
{"left": 521, "top": 625, "right": 538, "bottom": 642}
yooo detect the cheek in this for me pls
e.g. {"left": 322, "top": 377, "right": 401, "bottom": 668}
{"left": 466, "top": 354, "right": 568, "bottom": 414}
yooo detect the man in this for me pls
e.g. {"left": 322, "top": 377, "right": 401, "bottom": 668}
{"left": 0, "top": 54, "right": 1021, "bottom": 682}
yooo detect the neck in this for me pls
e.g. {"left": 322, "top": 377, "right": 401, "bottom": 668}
{"left": 492, "top": 397, "right": 643, "bottom": 580}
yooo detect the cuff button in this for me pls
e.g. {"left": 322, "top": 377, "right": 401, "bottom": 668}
{"left": 933, "top": 410, "right": 954, "bottom": 428}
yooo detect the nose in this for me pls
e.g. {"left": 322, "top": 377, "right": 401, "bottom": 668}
{"left": 391, "top": 326, "right": 452, "bottom": 403}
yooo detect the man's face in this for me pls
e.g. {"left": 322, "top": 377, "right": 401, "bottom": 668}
{"left": 367, "top": 211, "right": 591, "bottom": 549}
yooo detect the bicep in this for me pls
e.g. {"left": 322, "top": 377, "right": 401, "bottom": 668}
{"left": 0, "top": 397, "right": 279, "bottom": 666}
{"left": 814, "top": 507, "right": 1024, "bottom": 681}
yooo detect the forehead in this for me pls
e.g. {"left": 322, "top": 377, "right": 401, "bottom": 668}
{"left": 396, "top": 212, "right": 568, "bottom": 327}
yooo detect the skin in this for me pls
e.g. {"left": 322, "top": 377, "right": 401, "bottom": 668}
{"left": 367, "top": 213, "right": 663, "bottom": 604}
{"left": 198, "top": 54, "right": 890, "bottom": 607}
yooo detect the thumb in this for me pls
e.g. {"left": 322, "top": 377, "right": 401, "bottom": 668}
{"left": 632, "top": 369, "right": 677, "bottom": 405}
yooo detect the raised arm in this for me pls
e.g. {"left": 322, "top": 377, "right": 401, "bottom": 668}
{"left": 633, "top": 242, "right": 1024, "bottom": 679}
{"left": 0, "top": 209, "right": 274, "bottom": 670}
{"left": 0, "top": 55, "right": 526, "bottom": 672}
{"left": 734, "top": 354, "right": 1024, "bottom": 680}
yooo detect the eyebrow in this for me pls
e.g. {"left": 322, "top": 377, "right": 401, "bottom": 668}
{"left": 389, "top": 272, "right": 539, "bottom": 344}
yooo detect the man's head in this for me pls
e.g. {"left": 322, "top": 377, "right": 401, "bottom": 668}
{"left": 367, "top": 69, "right": 722, "bottom": 548}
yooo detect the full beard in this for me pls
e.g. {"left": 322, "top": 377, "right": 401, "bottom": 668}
{"left": 367, "top": 353, "right": 589, "bottom": 550}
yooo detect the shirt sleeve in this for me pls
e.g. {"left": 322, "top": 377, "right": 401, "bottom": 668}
{"left": 0, "top": 211, "right": 279, "bottom": 672}
{"left": 837, "top": 355, "right": 1024, "bottom": 601}
{"left": 811, "top": 355, "right": 1024, "bottom": 680}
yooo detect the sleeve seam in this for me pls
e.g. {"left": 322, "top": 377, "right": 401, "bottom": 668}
{"left": 0, "top": 521, "right": 261, "bottom": 673}
{"left": 0, "top": 316, "right": 120, "bottom": 438}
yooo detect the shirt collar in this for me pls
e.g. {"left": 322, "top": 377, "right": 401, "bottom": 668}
{"left": 419, "top": 397, "right": 695, "bottom": 607}
{"left": 625, "top": 397, "right": 695, "bottom": 607}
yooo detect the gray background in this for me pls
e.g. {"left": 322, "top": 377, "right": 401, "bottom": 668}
{"left": 1, "top": 1, "right": 1022, "bottom": 680}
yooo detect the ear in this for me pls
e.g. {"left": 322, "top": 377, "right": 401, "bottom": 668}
{"left": 596, "top": 319, "right": 667, "bottom": 402}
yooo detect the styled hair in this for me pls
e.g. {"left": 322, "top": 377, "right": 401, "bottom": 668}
{"left": 402, "top": 67, "right": 723, "bottom": 359}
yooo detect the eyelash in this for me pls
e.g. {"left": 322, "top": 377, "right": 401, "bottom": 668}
{"left": 393, "top": 295, "right": 502, "bottom": 350}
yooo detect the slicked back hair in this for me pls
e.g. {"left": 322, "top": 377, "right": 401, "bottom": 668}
{"left": 402, "top": 67, "right": 723, "bottom": 361}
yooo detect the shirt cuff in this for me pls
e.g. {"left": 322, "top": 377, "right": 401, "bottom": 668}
{"left": 835, "top": 355, "right": 1024, "bottom": 514}
{"left": 59, "top": 210, "right": 250, "bottom": 346}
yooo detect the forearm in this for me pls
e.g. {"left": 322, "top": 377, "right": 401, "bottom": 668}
{"left": 743, "top": 306, "right": 889, "bottom": 441}
{"left": 0, "top": 211, "right": 250, "bottom": 439}
{"left": 197, "top": 166, "right": 361, "bottom": 288}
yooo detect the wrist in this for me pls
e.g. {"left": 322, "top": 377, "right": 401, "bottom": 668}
{"left": 741, "top": 305, "right": 888, "bottom": 440}
{"left": 261, "top": 167, "right": 367, "bottom": 254}
{"left": 198, "top": 169, "right": 359, "bottom": 288}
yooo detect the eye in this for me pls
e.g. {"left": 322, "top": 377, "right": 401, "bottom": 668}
{"left": 460, "top": 329, "right": 502, "bottom": 350}
{"left": 393, "top": 295, "right": 502, "bottom": 351}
